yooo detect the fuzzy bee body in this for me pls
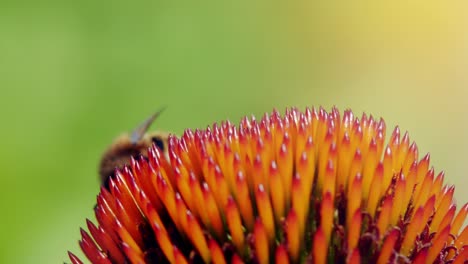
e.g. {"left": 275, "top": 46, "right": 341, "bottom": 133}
{"left": 99, "top": 109, "right": 169, "bottom": 188}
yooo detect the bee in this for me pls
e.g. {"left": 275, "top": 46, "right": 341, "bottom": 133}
{"left": 99, "top": 108, "right": 170, "bottom": 189}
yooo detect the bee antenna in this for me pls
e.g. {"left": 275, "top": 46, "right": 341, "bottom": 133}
{"left": 130, "top": 107, "right": 167, "bottom": 143}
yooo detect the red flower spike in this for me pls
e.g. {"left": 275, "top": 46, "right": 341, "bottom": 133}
{"left": 79, "top": 228, "right": 111, "bottom": 264}
{"left": 68, "top": 251, "right": 83, "bottom": 264}
{"left": 209, "top": 238, "right": 227, "bottom": 264}
{"left": 232, "top": 254, "right": 245, "bottom": 264}
{"left": 275, "top": 244, "right": 290, "bottom": 264}
{"left": 347, "top": 249, "right": 360, "bottom": 264}
{"left": 412, "top": 248, "right": 428, "bottom": 264}
{"left": 70, "top": 107, "right": 467, "bottom": 263}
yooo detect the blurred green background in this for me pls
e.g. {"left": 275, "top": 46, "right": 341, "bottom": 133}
{"left": 1, "top": 1, "right": 467, "bottom": 263}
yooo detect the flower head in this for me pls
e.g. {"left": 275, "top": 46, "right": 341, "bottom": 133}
{"left": 70, "top": 107, "right": 468, "bottom": 263}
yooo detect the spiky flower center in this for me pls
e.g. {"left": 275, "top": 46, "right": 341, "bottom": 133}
{"left": 70, "top": 107, "right": 468, "bottom": 264}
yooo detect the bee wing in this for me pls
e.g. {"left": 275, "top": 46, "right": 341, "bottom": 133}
{"left": 130, "top": 107, "right": 166, "bottom": 144}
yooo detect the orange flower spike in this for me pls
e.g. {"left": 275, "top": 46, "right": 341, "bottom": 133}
{"left": 431, "top": 171, "right": 445, "bottom": 205}
{"left": 209, "top": 238, "right": 227, "bottom": 264}
{"left": 253, "top": 147, "right": 268, "bottom": 189}
{"left": 253, "top": 219, "right": 270, "bottom": 264}
{"left": 112, "top": 172, "right": 142, "bottom": 223}
{"left": 226, "top": 196, "right": 245, "bottom": 253}
{"left": 455, "top": 226, "right": 468, "bottom": 249}
{"left": 350, "top": 119, "right": 363, "bottom": 154}
{"left": 347, "top": 209, "right": 361, "bottom": 250}
{"left": 322, "top": 159, "right": 336, "bottom": 198}
{"left": 397, "top": 132, "right": 410, "bottom": 168}
{"left": 362, "top": 139, "right": 379, "bottom": 200}
{"left": 411, "top": 248, "right": 428, "bottom": 264}
{"left": 426, "top": 225, "right": 450, "bottom": 264}
{"left": 380, "top": 146, "right": 394, "bottom": 196}
{"left": 115, "top": 200, "right": 143, "bottom": 247}
{"left": 337, "top": 132, "right": 351, "bottom": 189}
{"left": 436, "top": 205, "right": 456, "bottom": 234}
{"left": 376, "top": 229, "right": 399, "bottom": 264}
{"left": 430, "top": 188, "right": 455, "bottom": 232}
{"left": 307, "top": 107, "right": 320, "bottom": 141}
{"left": 285, "top": 209, "right": 300, "bottom": 262}
{"left": 152, "top": 224, "right": 175, "bottom": 263}
{"left": 188, "top": 172, "right": 208, "bottom": 224}
{"left": 347, "top": 173, "right": 362, "bottom": 230}
{"left": 235, "top": 171, "right": 254, "bottom": 230}
{"left": 291, "top": 174, "right": 307, "bottom": 235}
{"left": 399, "top": 141, "right": 416, "bottom": 177}
{"left": 347, "top": 150, "right": 363, "bottom": 192}
{"left": 321, "top": 191, "right": 334, "bottom": 246}
{"left": 401, "top": 206, "right": 424, "bottom": 255}
{"left": 202, "top": 183, "right": 224, "bottom": 238}
{"left": 317, "top": 131, "right": 334, "bottom": 189}
{"left": 131, "top": 158, "right": 162, "bottom": 211}
{"left": 269, "top": 161, "right": 285, "bottom": 223}
{"left": 347, "top": 248, "right": 361, "bottom": 264}
{"left": 214, "top": 165, "right": 230, "bottom": 210}
{"left": 414, "top": 153, "right": 431, "bottom": 195}
{"left": 412, "top": 168, "right": 434, "bottom": 213}
{"left": 420, "top": 195, "right": 436, "bottom": 226}
{"left": 255, "top": 184, "right": 275, "bottom": 242}
{"left": 154, "top": 174, "right": 179, "bottom": 228}
{"left": 175, "top": 193, "right": 188, "bottom": 232}
{"left": 116, "top": 221, "right": 143, "bottom": 261}
{"left": 221, "top": 143, "right": 235, "bottom": 194}
{"left": 401, "top": 162, "right": 418, "bottom": 209}
{"left": 294, "top": 115, "right": 309, "bottom": 162}
{"left": 173, "top": 247, "right": 189, "bottom": 264}
{"left": 434, "top": 186, "right": 455, "bottom": 222}
{"left": 389, "top": 174, "right": 406, "bottom": 226}
{"left": 185, "top": 211, "right": 210, "bottom": 263}
{"left": 121, "top": 242, "right": 145, "bottom": 264}
{"left": 451, "top": 203, "right": 468, "bottom": 237}
{"left": 376, "top": 196, "right": 393, "bottom": 237}
{"left": 275, "top": 244, "right": 290, "bottom": 264}
{"left": 296, "top": 136, "right": 315, "bottom": 190}
{"left": 278, "top": 136, "right": 293, "bottom": 203}
{"left": 174, "top": 166, "right": 194, "bottom": 211}
{"left": 312, "top": 228, "right": 327, "bottom": 264}
{"left": 367, "top": 162, "right": 383, "bottom": 217}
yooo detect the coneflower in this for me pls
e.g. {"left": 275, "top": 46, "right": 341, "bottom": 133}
{"left": 69, "top": 107, "right": 468, "bottom": 263}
